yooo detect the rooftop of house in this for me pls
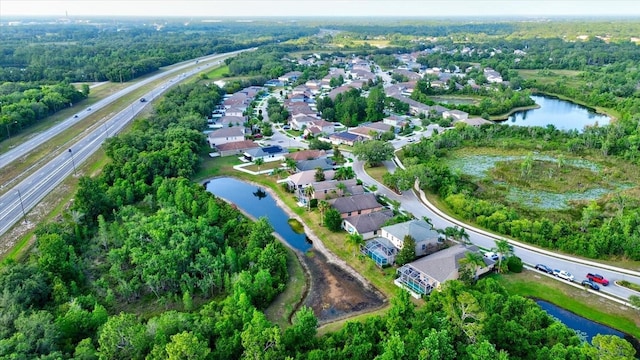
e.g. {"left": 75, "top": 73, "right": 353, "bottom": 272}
{"left": 208, "top": 127, "right": 245, "bottom": 138}
{"left": 330, "top": 193, "right": 382, "bottom": 214}
{"left": 245, "top": 145, "right": 288, "bottom": 158}
{"left": 382, "top": 219, "right": 440, "bottom": 241}
{"left": 311, "top": 178, "right": 358, "bottom": 192}
{"left": 330, "top": 132, "right": 363, "bottom": 141}
{"left": 215, "top": 140, "right": 259, "bottom": 152}
{"left": 285, "top": 149, "right": 327, "bottom": 161}
{"left": 287, "top": 169, "right": 335, "bottom": 186}
{"left": 296, "top": 158, "right": 335, "bottom": 172}
{"left": 408, "top": 245, "right": 493, "bottom": 284}
{"left": 344, "top": 209, "right": 394, "bottom": 234}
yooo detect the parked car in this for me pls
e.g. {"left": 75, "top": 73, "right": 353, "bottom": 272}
{"left": 282, "top": 125, "right": 291, "bottom": 130}
{"left": 407, "top": 137, "right": 416, "bottom": 143}
{"left": 534, "top": 264, "right": 554, "bottom": 274}
{"left": 553, "top": 269, "right": 574, "bottom": 282}
{"left": 483, "top": 251, "right": 505, "bottom": 262}
{"left": 581, "top": 279, "right": 600, "bottom": 291}
{"left": 586, "top": 273, "right": 609, "bottom": 286}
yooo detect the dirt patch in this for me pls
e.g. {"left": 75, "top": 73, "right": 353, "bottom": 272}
{"left": 301, "top": 249, "right": 385, "bottom": 324}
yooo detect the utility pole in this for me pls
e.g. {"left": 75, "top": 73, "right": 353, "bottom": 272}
{"left": 68, "top": 148, "right": 77, "bottom": 176}
{"left": 17, "top": 189, "right": 27, "bottom": 224}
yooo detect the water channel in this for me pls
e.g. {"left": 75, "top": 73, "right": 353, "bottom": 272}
{"left": 204, "top": 177, "right": 312, "bottom": 252}
{"left": 502, "top": 95, "right": 611, "bottom": 131}
{"left": 535, "top": 300, "right": 626, "bottom": 343}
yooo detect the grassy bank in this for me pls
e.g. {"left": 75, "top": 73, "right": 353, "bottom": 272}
{"left": 496, "top": 271, "right": 640, "bottom": 340}
{"left": 264, "top": 247, "right": 308, "bottom": 328}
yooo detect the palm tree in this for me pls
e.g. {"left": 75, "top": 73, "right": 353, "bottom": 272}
{"left": 345, "top": 232, "right": 364, "bottom": 257}
{"left": 303, "top": 185, "right": 314, "bottom": 210}
{"left": 458, "top": 251, "right": 485, "bottom": 284}
{"left": 285, "top": 157, "right": 297, "bottom": 173}
{"left": 318, "top": 200, "right": 330, "bottom": 225}
{"left": 336, "top": 182, "right": 347, "bottom": 197}
{"left": 335, "top": 166, "right": 355, "bottom": 180}
{"left": 456, "top": 227, "right": 471, "bottom": 245}
{"left": 254, "top": 158, "right": 264, "bottom": 173}
{"left": 493, "top": 238, "right": 513, "bottom": 273}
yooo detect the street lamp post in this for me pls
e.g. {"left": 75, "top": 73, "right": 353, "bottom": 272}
{"left": 68, "top": 148, "right": 77, "bottom": 176}
{"left": 17, "top": 189, "right": 27, "bottom": 224}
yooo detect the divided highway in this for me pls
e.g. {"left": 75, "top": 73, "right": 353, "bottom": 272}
{"left": 0, "top": 50, "right": 251, "bottom": 239}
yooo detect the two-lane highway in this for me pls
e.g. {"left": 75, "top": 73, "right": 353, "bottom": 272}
{"left": 0, "top": 50, "right": 252, "bottom": 240}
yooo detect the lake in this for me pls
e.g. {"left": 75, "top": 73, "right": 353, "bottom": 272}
{"left": 535, "top": 299, "right": 625, "bottom": 343}
{"left": 501, "top": 95, "right": 610, "bottom": 131}
{"left": 205, "top": 177, "right": 312, "bottom": 252}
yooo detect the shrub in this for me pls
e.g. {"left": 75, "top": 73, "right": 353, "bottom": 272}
{"left": 507, "top": 256, "right": 523, "bottom": 273}
{"left": 309, "top": 199, "right": 318, "bottom": 208}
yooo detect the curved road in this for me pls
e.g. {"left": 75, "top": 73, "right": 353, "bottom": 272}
{"left": 0, "top": 50, "right": 251, "bottom": 240}
{"left": 351, "top": 157, "right": 640, "bottom": 302}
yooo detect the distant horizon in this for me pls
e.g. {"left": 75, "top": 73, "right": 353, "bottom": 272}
{"left": 2, "top": 0, "right": 639, "bottom": 18}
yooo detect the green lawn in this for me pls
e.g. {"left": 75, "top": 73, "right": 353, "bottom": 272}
{"left": 495, "top": 271, "right": 640, "bottom": 339}
{"left": 365, "top": 165, "right": 389, "bottom": 186}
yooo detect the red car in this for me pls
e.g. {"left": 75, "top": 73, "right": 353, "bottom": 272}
{"left": 586, "top": 273, "right": 609, "bottom": 286}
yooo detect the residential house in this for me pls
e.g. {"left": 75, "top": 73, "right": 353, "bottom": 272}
{"left": 310, "top": 179, "right": 363, "bottom": 200}
{"left": 343, "top": 209, "right": 394, "bottom": 239}
{"left": 304, "top": 120, "right": 335, "bottom": 137}
{"left": 207, "top": 127, "right": 246, "bottom": 148}
{"left": 361, "top": 237, "right": 398, "bottom": 267}
{"left": 387, "top": 93, "right": 431, "bottom": 117}
{"left": 278, "top": 71, "right": 303, "bottom": 84}
{"left": 215, "top": 140, "right": 260, "bottom": 157}
{"left": 383, "top": 114, "right": 410, "bottom": 128}
{"left": 349, "top": 122, "right": 394, "bottom": 140}
{"left": 295, "top": 158, "right": 335, "bottom": 172}
{"left": 381, "top": 219, "right": 443, "bottom": 257}
{"left": 291, "top": 114, "right": 321, "bottom": 131}
{"left": 286, "top": 169, "right": 336, "bottom": 191}
{"left": 330, "top": 193, "right": 383, "bottom": 218}
{"left": 285, "top": 149, "right": 327, "bottom": 161}
{"left": 393, "top": 69, "right": 422, "bottom": 81}
{"left": 225, "top": 106, "right": 245, "bottom": 117}
{"left": 483, "top": 68, "right": 503, "bottom": 83}
{"left": 459, "top": 117, "right": 493, "bottom": 127}
{"left": 395, "top": 245, "right": 495, "bottom": 297}
{"left": 443, "top": 109, "right": 469, "bottom": 121}
{"left": 243, "top": 145, "right": 289, "bottom": 162}
{"left": 214, "top": 115, "right": 245, "bottom": 128}
{"left": 223, "top": 93, "right": 249, "bottom": 109}
{"left": 328, "top": 132, "right": 364, "bottom": 146}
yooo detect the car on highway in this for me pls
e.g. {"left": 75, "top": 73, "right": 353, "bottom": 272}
{"left": 554, "top": 269, "right": 574, "bottom": 282}
{"left": 586, "top": 273, "right": 609, "bottom": 286}
{"left": 581, "top": 279, "right": 600, "bottom": 291}
{"left": 87, "top": 107, "right": 92, "bottom": 111}
{"left": 74, "top": 114, "right": 79, "bottom": 118}
{"left": 140, "top": 98, "right": 146, "bottom": 102}
{"left": 534, "top": 264, "right": 554, "bottom": 274}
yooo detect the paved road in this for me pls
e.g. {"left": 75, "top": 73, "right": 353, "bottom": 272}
{"left": 350, "top": 155, "right": 640, "bottom": 302}
{"left": 0, "top": 50, "right": 251, "bottom": 239}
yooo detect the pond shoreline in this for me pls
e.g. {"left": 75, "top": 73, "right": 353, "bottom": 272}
{"left": 203, "top": 176, "right": 388, "bottom": 325}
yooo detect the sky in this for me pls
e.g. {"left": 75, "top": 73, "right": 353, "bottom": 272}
{"left": 1, "top": 0, "right": 639, "bottom": 18}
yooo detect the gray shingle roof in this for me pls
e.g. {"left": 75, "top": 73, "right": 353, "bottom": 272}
{"left": 344, "top": 210, "right": 394, "bottom": 234}
{"left": 382, "top": 220, "right": 439, "bottom": 242}
{"left": 330, "top": 193, "right": 381, "bottom": 214}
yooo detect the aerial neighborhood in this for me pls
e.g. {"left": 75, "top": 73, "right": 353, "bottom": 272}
{"left": 2, "top": 13, "right": 639, "bottom": 359}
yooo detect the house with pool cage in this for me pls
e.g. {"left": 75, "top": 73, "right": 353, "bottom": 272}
{"left": 395, "top": 244, "right": 495, "bottom": 298}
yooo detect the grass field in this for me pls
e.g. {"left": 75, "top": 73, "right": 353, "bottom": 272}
{"left": 496, "top": 271, "right": 640, "bottom": 340}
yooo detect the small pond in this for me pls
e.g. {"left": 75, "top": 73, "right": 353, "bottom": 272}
{"left": 535, "top": 300, "right": 625, "bottom": 343}
{"left": 205, "top": 177, "right": 312, "bottom": 252}
{"left": 501, "top": 95, "right": 610, "bottom": 131}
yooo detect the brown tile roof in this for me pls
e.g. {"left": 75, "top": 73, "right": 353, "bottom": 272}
{"left": 215, "top": 140, "right": 259, "bottom": 151}
{"left": 285, "top": 149, "right": 326, "bottom": 161}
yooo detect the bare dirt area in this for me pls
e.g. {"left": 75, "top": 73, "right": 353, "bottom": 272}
{"left": 301, "top": 249, "right": 385, "bottom": 324}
